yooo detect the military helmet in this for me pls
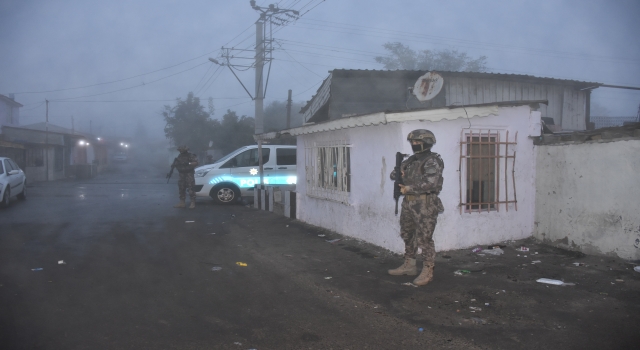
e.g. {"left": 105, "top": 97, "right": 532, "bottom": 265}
{"left": 407, "top": 129, "right": 436, "bottom": 145}
{"left": 177, "top": 145, "right": 189, "bottom": 152}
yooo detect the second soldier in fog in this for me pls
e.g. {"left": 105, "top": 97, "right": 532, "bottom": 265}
{"left": 170, "top": 145, "right": 199, "bottom": 209}
{"left": 388, "top": 129, "right": 444, "bottom": 286}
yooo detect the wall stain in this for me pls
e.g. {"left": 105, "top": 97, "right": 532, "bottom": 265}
{"left": 380, "top": 156, "right": 387, "bottom": 194}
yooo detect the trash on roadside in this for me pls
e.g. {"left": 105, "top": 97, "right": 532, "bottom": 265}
{"left": 469, "top": 306, "right": 482, "bottom": 311}
{"left": 488, "top": 245, "right": 506, "bottom": 249}
{"left": 185, "top": 221, "right": 195, "bottom": 223}
{"left": 516, "top": 246, "right": 529, "bottom": 252}
{"left": 401, "top": 282, "right": 418, "bottom": 287}
{"left": 58, "top": 260, "right": 66, "bottom": 265}
{"left": 235, "top": 262, "right": 248, "bottom": 267}
{"left": 634, "top": 266, "right": 640, "bottom": 273}
{"left": 326, "top": 239, "right": 342, "bottom": 244}
{"left": 531, "top": 260, "right": 542, "bottom": 264}
{"left": 31, "top": 268, "right": 43, "bottom": 271}
{"left": 472, "top": 247, "right": 482, "bottom": 253}
{"left": 283, "top": 254, "right": 293, "bottom": 258}
{"left": 418, "top": 327, "right": 424, "bottom": 332}
{"left": 286, "top": 225, "right": 289, "bottom": 227}
{"left": 233, "top": 342, "right": 242, "bottom": 346}
{"left": 324, "top": 277, "right": 332, "bottom": 279}
{"left": 485, "top": 303, "right": 490, "bottom": 306}
{"left": 211, "top": 267, "right": 222, "bottom": 271}
{"left": 318, "top": 234, "right": 326, "bottom": 237}
{"left": 573, "top": 262, "right": 585, "bottom": 267}
{"left": 454, "top": 270, "right": 471, "bottom": 275}
{"left": 537, "top": 278, "right": 574, "bottom": 286}
{"left": 482, "top": 248, "right": 504, "bottom": 255}
{"left": 471, "top": 317, "right": 487, "bottom": 325}
{"left": 616, "top": 279, "right": 624, "bottom": 282}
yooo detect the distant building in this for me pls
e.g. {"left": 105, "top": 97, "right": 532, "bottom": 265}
{"left": 590, "top": 116, "right": 638, "bottom": 129}
{"left": 0, "top": 94, "right": 22, "bottom": 128}
{"left": 301, "top": 70, "right": 601, "bottom": 131}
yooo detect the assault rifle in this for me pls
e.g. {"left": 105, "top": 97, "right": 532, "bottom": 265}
{"left": 394, "top": 152, "right": 407, "bottom": 215}
{"left": 166, "top": 160, "right": 176, "bottom": 183}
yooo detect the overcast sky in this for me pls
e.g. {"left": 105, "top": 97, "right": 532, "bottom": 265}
{"left": 1, "top": 0, "right": 639, "bottom": 140}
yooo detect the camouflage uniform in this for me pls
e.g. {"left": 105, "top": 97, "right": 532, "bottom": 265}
{"left": 390, "top": 151, "right": 444, "bottom": 264}
{"left": 172, "top": 151, "right": 198, "bottom": 202}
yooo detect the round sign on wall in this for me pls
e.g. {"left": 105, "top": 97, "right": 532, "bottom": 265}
{"left": 413, "top": 72, "right": 444, "bottom": 102}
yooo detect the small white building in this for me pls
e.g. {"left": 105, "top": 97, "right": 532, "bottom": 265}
{"left": 259, "top": 101, "right": 543, "bottom": 253}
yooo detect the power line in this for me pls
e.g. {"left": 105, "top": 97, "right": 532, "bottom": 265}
{"left": 13, "top": 50, "right": 219, "bottom": 95}
{"left": 50, "top": 62, "right": 208, "bottom": 102}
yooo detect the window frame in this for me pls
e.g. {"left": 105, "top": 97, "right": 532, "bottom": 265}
{"left": 459, "top": 129, "right": 518, "bottom": 214}
{"left": 305, "top": 141, "right": 351, "bottom": 204}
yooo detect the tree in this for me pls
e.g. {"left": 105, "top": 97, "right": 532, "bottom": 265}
{"left": 163, "top": 92, "right": 216, "bottom": 157}
{"left": 263, "top": 100, "right": 305, "bottom": 132}
{"left": 375, "top": 42, "right": 487, "bottom": 72}
{"left": 211, "top": 110, "right": 256, "bottom": 154}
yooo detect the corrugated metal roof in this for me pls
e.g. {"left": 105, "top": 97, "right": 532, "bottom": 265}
{"left": 299, "top": 69, "right": 600, "bottom": 119}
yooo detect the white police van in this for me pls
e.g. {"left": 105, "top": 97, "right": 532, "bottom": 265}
{"left": 193, "top": 145, "right": 296, "bottom": 204}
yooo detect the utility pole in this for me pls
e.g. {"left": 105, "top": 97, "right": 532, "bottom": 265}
{"left": 286, "top": 89, "right": 292, "bottom": 129}
{"left": 256, "top": 17, "right": 265, "bottom": 185}
{"left": 45, "top": 100, "right": 49, "bottom": 181}
{"left": 211, "top": 2, "right": 299, "bottom": 185}
{"left": 249, "top": 1, "right": 299, "bottom": 185}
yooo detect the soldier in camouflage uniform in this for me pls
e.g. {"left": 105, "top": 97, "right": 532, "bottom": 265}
{"left": 388, "top": 129, "right": 444, "bottom": 286}
{"left": 170, "top": 145, "right": 199, "bottom": 209}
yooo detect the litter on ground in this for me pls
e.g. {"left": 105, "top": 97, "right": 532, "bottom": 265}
{"left": 401, "top": 282, "right": 419, "bottom": 287}
{"left": 537, "top": 278, "right": 575, "bottom": 286}
{"left": 235, "top": 262, "right": 248, "bottom": 267}
{"left": 326, "top": 239, "right": 342, "bottom": 243}
{"left": 482, "top": 248, "right": 504, "bottom": 255}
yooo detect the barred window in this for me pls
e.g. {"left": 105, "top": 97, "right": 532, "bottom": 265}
{"left": 459, "top": 130, "right": 517, "bottom": 213}
{"left": 305, "top": 141, "right": 351, "bottom": 203}
{"left": 26, "top": 148, "right": 44, "bottom": 167}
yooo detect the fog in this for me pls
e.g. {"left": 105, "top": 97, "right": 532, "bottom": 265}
{"left": 1, "top": 0, "right": 639, "bottom": 143}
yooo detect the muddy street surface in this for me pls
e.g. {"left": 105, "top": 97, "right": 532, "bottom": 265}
{"left": 0, "top": 161, "right": 639, "bottom": 349}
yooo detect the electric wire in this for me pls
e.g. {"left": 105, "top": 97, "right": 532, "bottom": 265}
{"left": 50, "top": 62, "right": 208, "bottom": 102}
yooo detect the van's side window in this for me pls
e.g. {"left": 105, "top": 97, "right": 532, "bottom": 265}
{"left": 220, "top": 148, "right": 270, "bottom": 168}
{"left": 276, "top": 148, "right": 296, "bottom": 165}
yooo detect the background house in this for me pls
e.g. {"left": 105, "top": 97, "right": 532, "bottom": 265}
{"left": 0, "top": 94, "right": 22, "bottom": 129}
{"left": 260, "top": 102, "right": 542, "bottom": 253}
{"left": 1, "top": 123, "right": 103, "bottom": 181}
{"left": 301, "top": 70, "right": 599, "bottom": 131}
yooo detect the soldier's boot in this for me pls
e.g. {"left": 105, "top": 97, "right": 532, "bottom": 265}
{"left": 188, "top": 200, "right": 196, "bottom": 209}
{"left": 413, "top": 264, "right": 434, "bottom": 286}
{"left": 388, "top": 258, "right": 417, "bottom": 276}
{"left": 174, "top": 200, "right": 186, "bottom": 208}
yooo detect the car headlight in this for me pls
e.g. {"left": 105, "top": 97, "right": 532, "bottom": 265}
{"left": 195, "top": 169, "right": 210, "bottom": 177}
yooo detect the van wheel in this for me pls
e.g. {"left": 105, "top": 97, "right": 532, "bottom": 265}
{"left": 17, "top": 181, "right": 26, "bottom": 200}
{"left": 1, "top": 187, "right": 10, "bottom": 208}
{"left": 211, "top": 184, "right": 240, "bottom": 204}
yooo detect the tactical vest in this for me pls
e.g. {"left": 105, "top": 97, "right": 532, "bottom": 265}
{"left": 402, "top": 152, "right": 444, "bottom": 194}
{"left": 175, "top": 153, "right": 195, "bottom": 173}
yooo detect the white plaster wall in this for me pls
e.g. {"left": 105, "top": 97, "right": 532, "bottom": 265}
{"left": 297, "top": 105, "right": 540, "bottom": 253}
{"left": 534, "top": 140, "right": 640, "bottom": 260}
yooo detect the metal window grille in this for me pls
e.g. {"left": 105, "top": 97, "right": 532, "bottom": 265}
{"left": 305, "top": 141, "right": 351, "bottom": 204}
{"left": 26, "top": 147, "right": 44, "bottom": 167}
{"left": 459, "top": 130, "right": 517, "bottom": 213}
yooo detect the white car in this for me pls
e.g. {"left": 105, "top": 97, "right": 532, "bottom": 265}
{"left": 0, "top": 157, "right": 27, "bottom": 207}
{"left": 194, "top": 145, "right": 297, "bottom": 204}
